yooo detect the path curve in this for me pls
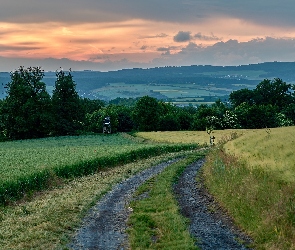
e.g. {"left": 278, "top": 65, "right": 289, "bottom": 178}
{"left": 69, "top": 157, "right": 253, "bottom": 250}
{"left": 68, "top": 158, "right": 180, "bottom": 250}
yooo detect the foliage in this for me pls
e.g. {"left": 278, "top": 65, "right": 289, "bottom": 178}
{"left": 0, "top": 67, "right": 295, "bottom": 140}
{"left": 52, "top": 69, "right": 82, "bottom": 136}
{"left": 2, "top": 66, "right": 52, "bottom": 139}
{"left": 132, "top": 96, "right": 163, "bottom": 131}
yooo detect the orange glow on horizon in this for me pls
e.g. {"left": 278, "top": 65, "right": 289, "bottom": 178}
{"left": 1, "top": 17, "right": 295, "bottom": 63}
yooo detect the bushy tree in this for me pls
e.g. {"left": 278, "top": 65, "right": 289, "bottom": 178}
{"left": 132, "top": 96, "right": 163, "bottom": 131}
{"left": 2, "top": 66, "right": 52, "bottom": 139}
{"left": 116, "top": 105, "right": 134, "bottom": 132}
{"left": 229, "top": 88, "right": 256, "bottom": 108}
{"left": 52, "top": 69, "right": 82, "bottom": 135}
{"left": 254, "top": 78, "right": 293, "bottom": 108}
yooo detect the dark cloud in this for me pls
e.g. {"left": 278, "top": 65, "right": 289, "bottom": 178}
{"left": 173, "top": 31, "right": 192, "bottom": 42}
{"left": 1, "top": 0, "right": 295, "bottom": 28}
{"left": 140, "top": 45, "right": 148, "bottom": 50}
{"left": 194, "top": 32, "right": 221, "bottom": 41}
{"left": 140, "top": 33, "right": 168, "bottom": 39}
{"left": 0, "top": 44, "right": 42, "bottom": 51}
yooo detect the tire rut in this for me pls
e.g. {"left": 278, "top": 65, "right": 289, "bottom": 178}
{"left": 69, "top": 157, "right": 253, "bottom": 250}
{"left": 68, "top": 158, "right": 181, "bottom": 250}
{"left": 173, "top": 159, "right": 253, "bottom": 250}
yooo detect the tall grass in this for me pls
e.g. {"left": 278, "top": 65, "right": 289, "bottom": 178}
{"left": 224, "top": 126, "right": 295, "bottom": 182}
{"left": 203, "top": 128, "right": 295, "bottom": 249}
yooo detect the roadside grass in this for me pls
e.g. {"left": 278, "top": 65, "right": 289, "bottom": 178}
{"left": 0, "top": 134, "right": 198, "bottom": 204}
{"left": 203, "top": 127, "right": 295, "bottom": 249}
{"left": 224, "top": 126, "right": 295, "bottom": 182}
{"left": 0, "top": 151, "right": 195, "bottom": 250}
{"left": 136, "top": 129, "right": 248, "bottom": 145}
{"left": 127, "top": 153, "right": 204, "bottom": 250}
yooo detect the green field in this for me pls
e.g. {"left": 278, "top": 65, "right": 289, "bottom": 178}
{"left": 91, "top": 82, "right": 232, "bottom": 104}
{"left": 0, "top": 134, "right": 198, "bottom": 204}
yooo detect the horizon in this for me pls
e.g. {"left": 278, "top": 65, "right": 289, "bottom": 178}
{"left": 0, "top": 60, "right": 293, "bottom": 74}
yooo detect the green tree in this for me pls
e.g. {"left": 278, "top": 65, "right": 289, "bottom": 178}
{"left": 132, "top": 96, "right": 163, "bottom": 131}
{"left": 254, "top": 78, "right": 293, "bottom": 109}
{"left": 2, "top": 66, "right": 52, "bottom": 139}
{"left": 229, "top": 88, "right": 256, "bottom": 108}
{"left": 52, "top": 69, "right": 82, "bottom": 135}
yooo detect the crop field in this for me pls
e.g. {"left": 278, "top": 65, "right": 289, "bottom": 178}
{"left": 136, "top": 129, "right": 248, "bottom": 145}
{"left": 0, "top": 134, "right": 198, "bottom": 204}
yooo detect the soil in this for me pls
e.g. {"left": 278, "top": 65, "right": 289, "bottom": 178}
{"left": 68, "top": 158, "right": 253, "bottom": 250}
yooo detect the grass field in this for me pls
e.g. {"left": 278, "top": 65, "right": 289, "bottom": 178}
{"left": 1, "top": 128, "right": 294, "bottom": 249}
{"left": 0, "top": 134, "right": 198, "bottom": 204}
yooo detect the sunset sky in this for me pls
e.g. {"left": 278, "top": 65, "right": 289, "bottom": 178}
{"left": 1, "top": 1, "right": 295, "bottom": 71}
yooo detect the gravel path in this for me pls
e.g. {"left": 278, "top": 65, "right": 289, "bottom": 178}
{"left": 68, "top": 158, "right": 180, "bottom": 250}
{"left": 173, "top": 158, "right": 253, "bottom": 250}
{"left": 69, "top": 157, "right": 253, "bottom": 250}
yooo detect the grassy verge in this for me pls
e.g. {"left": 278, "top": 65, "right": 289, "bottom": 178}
{"left": 0, "top": 151, "right": 195, "bottom": 250}
{"left": 127, "top": 153, "right": 204, "bottom": 249}
{"left": 0, "top": 134, "right": 198, "bottom": 205}
{"left": 203, "top": 148, "right": 295, "bottom": 249}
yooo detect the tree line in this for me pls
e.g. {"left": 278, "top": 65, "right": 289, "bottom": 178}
{"left": 0, "top": 66, "right": 294, "bottom": 141}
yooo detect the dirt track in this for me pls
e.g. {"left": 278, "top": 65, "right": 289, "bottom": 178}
{"left": 69, "top": 158, "right": 252, "bottom": 249}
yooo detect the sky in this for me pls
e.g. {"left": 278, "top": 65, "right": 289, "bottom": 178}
{"left": 1, "top": 0, "right": 295, "bottom": 72}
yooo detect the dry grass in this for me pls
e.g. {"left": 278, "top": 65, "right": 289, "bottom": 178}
{"left": 136, "top": 129, "right": 248, "bottom": 145}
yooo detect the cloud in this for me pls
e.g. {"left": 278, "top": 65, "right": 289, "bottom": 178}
{"left": 140, "top": 45, "right": 148, "bottom": 50}
{"left": 194, "top": 32, "right": 221, "bottom": 41}
{"left": 173, "top": 31, "right": 192, "bottom": 42}
{"left": 1, "top": 0, "right": 295, "bottom": 29}
{"left": 0, "top": 43, "right": 42, "bottom": 51}
{"left": 140, "top": 33, "right": 168, "bottom": 39}
{"left": 157, "top": 37, "right": 295, "bottom": 66}
{"left": 1, "top": 37, "right": 295, "bottom": 72}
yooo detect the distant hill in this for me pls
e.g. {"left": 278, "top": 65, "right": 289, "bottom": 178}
{"left": 1, "top": 61, "right": 295, "bottom": 103}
